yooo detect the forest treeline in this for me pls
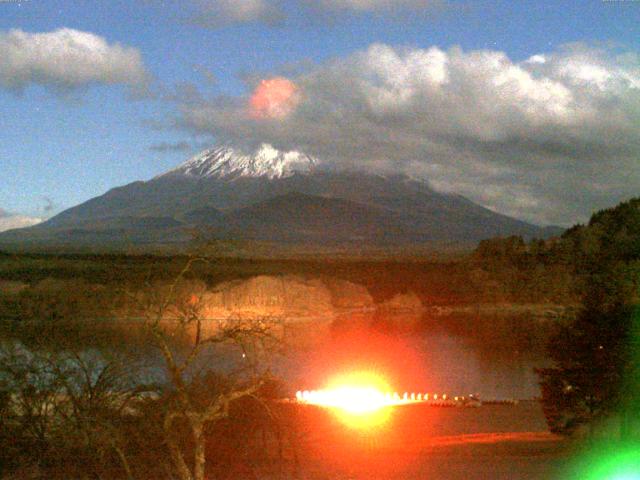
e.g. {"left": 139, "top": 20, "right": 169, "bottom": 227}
{"left": 474, "top": 197, "right": 640, "bottom": 307}
{"left": 0, "top": 239, "right": 577, "bottom": 321}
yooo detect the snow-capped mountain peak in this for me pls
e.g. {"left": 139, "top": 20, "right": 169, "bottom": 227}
{"left": 164, "top": 144, "right": 318, "bottom": 180}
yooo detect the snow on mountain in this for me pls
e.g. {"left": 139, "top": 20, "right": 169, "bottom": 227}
{"left": 163, "top": 143, "right": 318, "bottom": 180}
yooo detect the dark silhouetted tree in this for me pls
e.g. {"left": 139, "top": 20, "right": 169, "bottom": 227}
{"left": 537, "top": 198, "right": 640, "bottom": 438}
{"left": 536, "top": 302, "right": 636, "bottom": 436}
{"left": 128, "top": 258, "right": 284, "bottom": 480}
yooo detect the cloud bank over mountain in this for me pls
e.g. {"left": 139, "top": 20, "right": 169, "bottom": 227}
{"left": 0, "top": 209, "right": 41, "bottom": 233}
{"left": 176, "top": 43, "right": 640, "bottom": 225}
{"left": 0, "top": 28, "right": 148, "bottom": 94}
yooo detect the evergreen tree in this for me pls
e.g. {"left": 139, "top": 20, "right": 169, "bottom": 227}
{"left": 536, "top": 301, "right": 635, "bottom": 436}
{"left": 536, "top": 198, "right": 640, "bottom": 438}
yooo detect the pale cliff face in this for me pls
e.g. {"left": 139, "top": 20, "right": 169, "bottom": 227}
{"left": 149, "top": 275, "right": 423, "bottom": 343}
{"left": 200, "top": 275, "right": 374, "bottom": 321}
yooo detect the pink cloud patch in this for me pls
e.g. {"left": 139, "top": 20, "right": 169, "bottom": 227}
{"left": 249, "top": 77, "right": 299, "bottom": 119}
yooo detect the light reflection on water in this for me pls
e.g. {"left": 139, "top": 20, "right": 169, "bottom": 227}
{"left": 281, "top": 311, "right": 550, "bottom": 400}
{"left": 284, "top": 333, "right": 545, "bottom": 400}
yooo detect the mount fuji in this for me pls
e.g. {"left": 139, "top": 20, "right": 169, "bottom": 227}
{"left": 0, "top": 144, "right": 562, "bottom": 250}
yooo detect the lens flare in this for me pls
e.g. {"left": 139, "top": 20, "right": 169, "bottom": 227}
{"left": 249, "top": 77, "right": 298, "bottom": 119}
{"left": 567, "top": 441, "right": 640, "bottom": 480}
{"left": 297, "top": 371, "right": 397, "bottom": 429}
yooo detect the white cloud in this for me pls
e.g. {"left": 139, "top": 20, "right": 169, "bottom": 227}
{"left": 176, "top": 43, "right": 640, "bottom": 226}
{"left": 0, "top": 28, "right": 148, "bottom": 93}
{"left": 0, "top": 209, "right": 41, "bottom": 232}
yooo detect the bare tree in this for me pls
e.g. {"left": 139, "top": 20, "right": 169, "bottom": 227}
{"left": 128, "top": 258, "right": 284, "bottom": 480}
{"left": 0, "top": 342, "right": 157, "bottom": 479}
{"left": 1, "top": 258, "right": 288, "bottom": 480}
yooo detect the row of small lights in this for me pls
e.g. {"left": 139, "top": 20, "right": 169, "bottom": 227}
{"left": 295, "top": 391, "right": 470, "bottom": 403}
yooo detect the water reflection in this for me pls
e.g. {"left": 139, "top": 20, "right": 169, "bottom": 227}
{"left": 285, "top": 310, "right": 551, "bottom": 400}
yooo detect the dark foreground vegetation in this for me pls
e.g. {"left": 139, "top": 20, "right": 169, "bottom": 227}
{"left": 0, "top": 339, "right": 305, "bottom": 480}
{"left": 0, "top": 342, "right": 568, "bottom": 480}
{"left": 0, "top": 264, "right": 294, "bottom": 480}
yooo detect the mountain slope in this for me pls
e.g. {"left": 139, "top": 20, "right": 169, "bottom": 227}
{"left": 216, "top": 192, "right": 411, "bottom": 244}
{"left": 0, "top": 144, "right": 563, "bottom": 250}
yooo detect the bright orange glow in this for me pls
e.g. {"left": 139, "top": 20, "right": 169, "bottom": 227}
{"left": 296, "top": 373, "right": 457, "bottom": 428}
{"left": 297, "top": 371, "right": 397, "bottom": 429}
{"left": 249, "top": 77, "right": 298, "bottom": 119}
{"left": 308, "top": 372, "right": 391, "bottom": 412}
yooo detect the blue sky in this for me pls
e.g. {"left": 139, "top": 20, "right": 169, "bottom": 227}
{"left": 0, "top": 0, "right": 638, "bottom": 226}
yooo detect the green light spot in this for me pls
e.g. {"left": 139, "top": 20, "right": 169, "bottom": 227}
{"left": 571, "top": 443, "right": 640, "bottom": 480}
